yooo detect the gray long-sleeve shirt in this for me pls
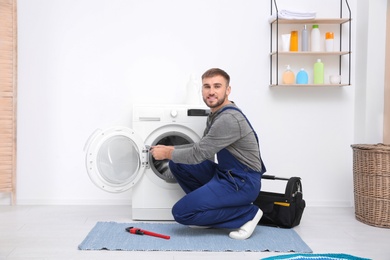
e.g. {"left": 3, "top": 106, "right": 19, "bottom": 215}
{"left": 171, "top": 103, "right": 263, "bottom": 172}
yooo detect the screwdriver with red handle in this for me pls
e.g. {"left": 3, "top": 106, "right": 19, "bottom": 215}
{"left": 125, "top": 227, "right": 170, "bottom": 240}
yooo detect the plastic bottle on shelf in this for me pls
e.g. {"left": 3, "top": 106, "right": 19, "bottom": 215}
{"left": 301, "top": 25, "right": 308, "bottom": 51}
{"left": 282, "top": 65, "right": 295, "bottom": 84}
{"left": 311, "top": 25, "right": 321, "bottom": 51}
{"left": 325, "top": 32, "right": 334, "bottom": 52}
{"left": 290, "top": 31, "right": 298, "bottom": 51}
{"left": 296, "top": 68, "right": 308, "bottom": 84}
{"left": 313, "top": 59, "right": 324, "bottom": 84}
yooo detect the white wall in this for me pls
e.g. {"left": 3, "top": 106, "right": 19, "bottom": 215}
{"left": 1, "top": 0, "right": 385, "bottom": 207}
{"left": 354, "top": 0, "right": 387, "bottom": 143}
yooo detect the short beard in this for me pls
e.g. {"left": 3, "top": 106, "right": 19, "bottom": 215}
{"left": 203, "top": 95, "right": 227, "bottom": 109}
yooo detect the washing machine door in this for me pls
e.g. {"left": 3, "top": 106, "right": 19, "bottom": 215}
{"left": 84, "top": 126, "right": 147, "bottom": 193}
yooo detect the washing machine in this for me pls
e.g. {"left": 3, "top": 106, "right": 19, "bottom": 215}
{"left": 84, "top": 104, "right": 209, "bottom": 220}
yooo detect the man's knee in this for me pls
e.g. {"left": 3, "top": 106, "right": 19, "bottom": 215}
{"left": 171, "top": 203, "right": 188, "bottom": 225}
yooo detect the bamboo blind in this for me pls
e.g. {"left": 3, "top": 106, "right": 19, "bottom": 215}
{"left": 0, "top": 0, "right": 17, "bottom": 204}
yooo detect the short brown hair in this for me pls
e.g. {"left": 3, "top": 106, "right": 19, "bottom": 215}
{"left": 201, "top": 68, "right": 230, "bottom": 85}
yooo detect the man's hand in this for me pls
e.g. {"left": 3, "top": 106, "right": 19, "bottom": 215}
{"left": 150, "top": 145, "right": 174, "bottom": 160}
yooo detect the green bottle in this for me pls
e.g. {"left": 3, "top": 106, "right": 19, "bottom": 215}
{"left": 313, "top": 59, "right": 324, "bottom": 84}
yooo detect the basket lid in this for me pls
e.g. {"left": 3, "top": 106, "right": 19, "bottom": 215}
{"left": 351, "top": 143, "right": 390, "bottom": 152}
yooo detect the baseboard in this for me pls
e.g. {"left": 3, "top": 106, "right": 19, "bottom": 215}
{"left": 2, "top": 198, "right": 354, "bottom": 207}
{"left": 12, "top": 199, "right": 132, "bottom": 205}
{"left": 304, "top": 200, "right": 354, "bottom": 208}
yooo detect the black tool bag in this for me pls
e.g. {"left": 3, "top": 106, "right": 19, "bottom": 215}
{"left": 254, "top": 175, "right": 306, "bottom": 228}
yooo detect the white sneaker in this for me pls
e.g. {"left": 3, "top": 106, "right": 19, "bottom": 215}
{"left": 229, "top": 208, "right": 263, "bottom": 240}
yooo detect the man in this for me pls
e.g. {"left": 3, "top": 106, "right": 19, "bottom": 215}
{"left": 150, "top": 68, "right": 266, "bottom": 240}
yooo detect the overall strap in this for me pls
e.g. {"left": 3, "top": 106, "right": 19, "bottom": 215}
{"left": 219, "top": 106, "right": 259, "bottom": 143}
{"left": 219, "top": 106, "right": 266, "bottom": 173}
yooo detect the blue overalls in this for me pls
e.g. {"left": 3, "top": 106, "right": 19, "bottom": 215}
{"left": 169, "top": 107, "right": 265, "bottom": 229}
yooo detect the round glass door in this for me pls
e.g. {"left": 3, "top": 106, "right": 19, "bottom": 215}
{"left": 85, "top": 127, "right": 146, "bottom": 192}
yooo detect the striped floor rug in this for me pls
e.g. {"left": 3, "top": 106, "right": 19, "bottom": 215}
{"left": 78, "top": 221, "right": 312, "bottom": 252}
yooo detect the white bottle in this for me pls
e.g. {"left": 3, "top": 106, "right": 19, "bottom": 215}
{"left": 311, "top": 25, "right": 321, "bottom": 52}
{"left": 185, "top": 74, "right": 201, "bottom": 104}
{"left": 325, "top": 32, "right": 334, "bottom": 52}
{"left": 301, "top": 25, "right": 309, "bottom": 51}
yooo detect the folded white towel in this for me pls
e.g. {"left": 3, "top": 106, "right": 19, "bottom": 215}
{"left": 269, "top": 9, "right": 316, "bottom": 22}
{"left": 279, "top": 9, "right": 316, "bottom": 18}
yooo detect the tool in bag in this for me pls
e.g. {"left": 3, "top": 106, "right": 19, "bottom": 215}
{"left": 254, "top": 175, "right": 306, "bottom": 228}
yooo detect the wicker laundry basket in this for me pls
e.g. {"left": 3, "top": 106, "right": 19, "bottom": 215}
{"left": 351, "top": 144, "right": 390, "bottom": 228}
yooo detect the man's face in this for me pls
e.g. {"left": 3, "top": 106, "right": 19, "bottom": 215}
{"left": 202, "top": 75, "right": 231, "bottom": 112}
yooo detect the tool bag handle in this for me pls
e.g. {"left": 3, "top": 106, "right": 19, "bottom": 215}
{"left": 261, "top": 174, "right": 289, "bottom": 181}
{"left": 262, "top": 175, "right": 303, "bottom": 199}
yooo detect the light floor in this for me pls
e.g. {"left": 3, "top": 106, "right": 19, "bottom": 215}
{"left": 1, "top": 206, "right": 390, "bottom": 260}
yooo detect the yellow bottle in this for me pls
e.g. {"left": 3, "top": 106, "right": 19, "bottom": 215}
{"left": 282, "top": 65, "right": 295, "bottom": 84}
{"left": 290, "top": 31, "right": 298, "bottom": 51}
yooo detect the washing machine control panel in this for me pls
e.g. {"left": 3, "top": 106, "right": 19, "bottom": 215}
{"left": 133, "top": 105, "right": 209, "bottom": 123}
